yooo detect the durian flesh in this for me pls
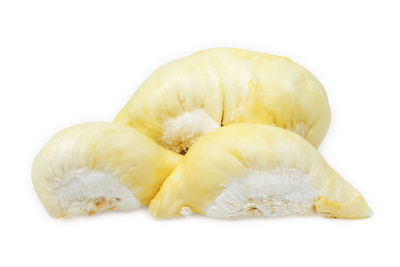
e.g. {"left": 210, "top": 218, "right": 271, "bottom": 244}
{"left": 32, "top": 122, "right": 181, "bottom": 218}
{"left": 149, "top": 123, "right": 371, "bottom": 219}
{"left": 115, "top": 48, "right": 331, "bottom": 154}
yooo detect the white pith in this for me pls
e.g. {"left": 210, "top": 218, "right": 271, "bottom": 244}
{"left": 161, "top": 109, "right": 219, "bottom": 153}
{"left": 180, "top": 206, "right": 193, "bottom": 216}
{"left": 52, "top": 168, "right": 141, "bottom": 217}
{"left": 204, "top": 168, "right": 318, "bottom": 219}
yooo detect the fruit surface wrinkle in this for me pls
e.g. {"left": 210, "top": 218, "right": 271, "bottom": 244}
{"left": 149, "top": 123, "right": 371, "bottom": 220}
{"left": 114, "top": 48, "right": 331, "bottom": 154}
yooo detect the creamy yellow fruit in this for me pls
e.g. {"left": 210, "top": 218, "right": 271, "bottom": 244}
{"left": 149, "top": 123, "right": 371, "bottom": 219}
{"left": 115, "top": 48, "right": 331, "bottom": 154}
{"left": 32, "top": 122, "right": 181, "bottom": 218}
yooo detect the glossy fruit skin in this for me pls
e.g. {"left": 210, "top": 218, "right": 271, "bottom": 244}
{"left": 149, "top": 123, "right": 371, "bottom": 219}
{"left": 115, "top": 48, "right": 331, "bottom": 154}
{"left": 32, "top": 122, "right": 182, "bottom": 218}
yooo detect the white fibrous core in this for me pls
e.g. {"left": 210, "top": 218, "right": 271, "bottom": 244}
{"left": 161, "top": 109, "right": 219, "bottom": 154}
{"left": 180, "top": 206, "right": 193, "bottom": 216}
{"left": 52, "top": 168, "right": 141, "bottom": 217}
{"left": 204, "top": 168, "right": 318, "bottom": 219}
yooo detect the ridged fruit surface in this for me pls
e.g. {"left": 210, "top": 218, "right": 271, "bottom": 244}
{"left": 32, "top": 122, "right": 181, "bottom": 218}
{"left": 149, "top": 123, "right": 371, "bottom": 219}
{"left": 115, "top": 48, "right": 331, "bottom": 154}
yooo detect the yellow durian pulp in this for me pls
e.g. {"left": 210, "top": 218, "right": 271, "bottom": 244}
{"left": 32, "top": 122, "right": 181, "bottom": 218}
{"left": 115, "top": 48, "right": 331, "bottom": 154}
{"left": 149, "top": 123, "right": 371, "bottom": 219}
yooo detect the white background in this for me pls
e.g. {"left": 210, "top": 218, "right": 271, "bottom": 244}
{"left": 1, "top": 1, "right": 399, "bottom": 266}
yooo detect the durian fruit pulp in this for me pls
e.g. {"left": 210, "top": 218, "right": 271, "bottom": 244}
{"left": 32, "top": 122, "right": 182, "bottom": 218}
{"left": 149, "top": 123, "right": 371, "bottom": 219}
{"left": 115, "top": 48, "right": 331, "bottom": 154}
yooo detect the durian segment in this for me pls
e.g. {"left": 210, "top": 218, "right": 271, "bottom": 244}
{"left": 115, "top": 48, "right": 330, "bottom": 154}
{"left": 115, "top": 52, "right": 223, "bottom": 154}
{"left": 149, "top": 123, "right": 371, "bottom": 219}
{"left": 32, "top": 122, "right": 182, "bottom": 218}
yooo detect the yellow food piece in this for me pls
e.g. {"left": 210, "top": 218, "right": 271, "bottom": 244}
{"left": 32, "top": 122, "right": 181, "bottom": 218}
{"left": 149, "top": 123, "right": 371, "bottom": 219}
{"left": 115, "top": 48, "right": 331, "bottom": 154}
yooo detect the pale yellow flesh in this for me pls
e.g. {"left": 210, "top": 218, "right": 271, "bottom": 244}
{"left": 115, "top": 48, "right": 331, "bottom": 154}
{"left": 149, "top": 123, "right": 371, "bottom": 219}
{"left": 32, "top": 122, "right": 181, "bottom": 218}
